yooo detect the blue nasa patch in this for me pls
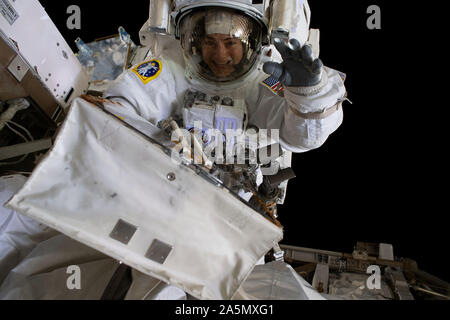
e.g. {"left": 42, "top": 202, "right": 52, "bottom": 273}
{"left": 132, "top": 60, "right": 162, "bottom": 84}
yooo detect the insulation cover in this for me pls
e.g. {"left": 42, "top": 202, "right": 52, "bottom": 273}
{"left": 6, "top": 97, "right": 283, "bottom": 300}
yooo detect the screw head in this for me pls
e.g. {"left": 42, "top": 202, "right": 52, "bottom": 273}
{"left": 167, "top": 172, "right": 176, "bottom": 181}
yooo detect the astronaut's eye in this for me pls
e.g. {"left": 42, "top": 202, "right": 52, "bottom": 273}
{"left": 224, "top": 39, "right": 240, "bottom": 47}
{"left": 203, "top": 38, "right": 217, "bottom": 46}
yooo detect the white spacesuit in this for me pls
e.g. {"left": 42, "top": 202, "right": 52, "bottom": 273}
{"left": 104, "top": 1, "right": 345, "bottom": 155}
{"left": 103, "top": 0, "right": 346, "bottom": 207}
{"left": 0, "top": 0, "right": 346, "bottom": 300}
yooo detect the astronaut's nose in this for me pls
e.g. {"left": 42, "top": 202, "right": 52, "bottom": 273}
{"left": 213, "top": 43, "right": 232, "bottom": 65}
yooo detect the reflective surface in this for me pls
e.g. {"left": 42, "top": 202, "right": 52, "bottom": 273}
{"left": 180, "top": 7, "right": 262, "bottom": 83}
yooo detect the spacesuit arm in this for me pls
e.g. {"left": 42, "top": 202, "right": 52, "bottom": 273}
{"left": 101, "top": 56, "right": 184, "bottom": 141}
{"left": 279, "top": 66, "right": 346, "bottom": 152}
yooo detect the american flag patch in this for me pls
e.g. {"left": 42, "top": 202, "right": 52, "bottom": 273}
{"left": 262, "top": 76, "right": 284, "bottom": 95}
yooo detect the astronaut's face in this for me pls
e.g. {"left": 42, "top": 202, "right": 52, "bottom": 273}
{"left": 180, "top": 8, "right": 262, "bottom": 83}
{"left": 201, "top": 34, "right": 244, "bottom": 78}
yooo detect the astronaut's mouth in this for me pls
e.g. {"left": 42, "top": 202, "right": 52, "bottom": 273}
{"left": 212, "top": 61, "right": 233, "bottom": 68}
{"left": 202, "top": 59, "right": 236, "bottom": 78}
{"left": 210, "top": 61, "right": 234, "bottom": 75}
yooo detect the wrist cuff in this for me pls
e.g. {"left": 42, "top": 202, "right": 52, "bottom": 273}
{"left": 289, "top": 101, "right": 343, "bottom": 120}
{"left": 285, "top": 70, "right": 328, "bottom": 96}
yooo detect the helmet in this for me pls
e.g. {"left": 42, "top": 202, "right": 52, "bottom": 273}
{"left": 142, "top": 0, "right": 312, "bottom": 84}
{"left": 179, "top": 7, "right": 263, "bottom": 83}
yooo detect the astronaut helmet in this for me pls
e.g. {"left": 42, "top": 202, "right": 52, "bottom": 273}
{"left": 175, "top": 2, "right": 267, "bottom": 83}
{"left": 145, "top": 0, "right": 311, "bottom": 84}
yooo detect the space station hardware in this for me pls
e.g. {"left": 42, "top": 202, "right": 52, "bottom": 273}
{"left": 279, "top": 242, "right": 449, "bottom": 300}
{"left": 75, "top": 26, "right": 147, "bottom": 92}
{"left": 1, "top": 0, "right": 89, "bottom": 167}
{"left": 0, "top": 0, "right": 89, "bottom": 120}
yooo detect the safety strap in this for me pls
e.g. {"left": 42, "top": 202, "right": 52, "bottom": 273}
{"left": 290, "top": 102, "right": 342, "bottom": 120}
{"left": 101, "top": 263, "right": 133, "bottom": 300}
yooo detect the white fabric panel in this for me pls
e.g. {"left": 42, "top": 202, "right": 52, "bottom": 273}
{"left": 6, "top": 98, "right": 283, "bottom": 300}
{"left": 0, "top": 175, "right": 59, "bottom": 285}
{"left": 0, "top": 175, "right": 27, "bottom": 230}
{"left": 233, "top": 261, "right": 326, "bottom": 300}
{"left": 0, "top": 234, "right": 118, "bottom": 300}
{"left": 125, "top": 269, "right": 187, "bottom": 300}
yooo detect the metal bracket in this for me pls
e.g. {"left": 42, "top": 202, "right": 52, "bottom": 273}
{"left": 7, "top": 54, "right": 29, "bottom": 82}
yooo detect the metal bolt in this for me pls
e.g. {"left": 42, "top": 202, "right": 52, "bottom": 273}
{"left": 167, "top": 172, "right": 176, "bottom": 181}
{"left": 222, "top": 97, "right": 234, "bottom": 106}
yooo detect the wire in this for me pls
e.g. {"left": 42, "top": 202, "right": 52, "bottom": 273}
{"left": 5, "top": 122, "right": 29, "bottom": 143}
{"left": 0, "top": 121, "right": 35, "bottom": 166}
{"left": 141, "top": 280, "right": 163, "bottom": 300}
{"left": 8, "top": 120, "right": 34, "bottom": 142}
{"left": 8, "top": 121, "right": 39, "bottom": 163}
{"left": 411, "top": 285, "right": 450, "bottom": 300}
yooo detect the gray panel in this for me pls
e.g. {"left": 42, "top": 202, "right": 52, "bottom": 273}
{"left": 146, "top": 239, "right": 173, "bottom": 264}
{"left": 109, "top": 219, "right": 137, "bottom": 245}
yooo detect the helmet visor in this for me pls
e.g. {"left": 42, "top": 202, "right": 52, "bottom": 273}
{"left": 180, "top": 7, "right": 262, "bottom": 83}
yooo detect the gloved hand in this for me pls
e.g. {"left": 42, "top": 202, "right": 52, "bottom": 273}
{"left": 263, "top": 38, "right": 323, "bottom": 87}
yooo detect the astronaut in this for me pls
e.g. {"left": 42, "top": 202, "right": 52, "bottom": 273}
{"left": 104, "top": 1, "right": 346, "bottom": 152}
{"left": 0, "top": 0, "right": 347, "bottom": 300}
{"left": 102, "top": 0, "right": 347, "bottom": 209}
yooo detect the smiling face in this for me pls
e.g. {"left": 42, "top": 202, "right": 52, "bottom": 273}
{"left": 201, "top": 34, "right": 244, "bottom": 78}
{"left": 179, "top": 8, "right": 262, "bottom": 83}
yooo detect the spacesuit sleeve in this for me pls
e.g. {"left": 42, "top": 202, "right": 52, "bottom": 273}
{"left": 279, "top": 66, "right": 346, "bottom": 153}
{"left": 102, "top": 57, "right": 181, "bottom": 140}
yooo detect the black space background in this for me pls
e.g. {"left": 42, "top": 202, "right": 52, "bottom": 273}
{"left": 37, "top": 0, "right": 448, "bottom": 282}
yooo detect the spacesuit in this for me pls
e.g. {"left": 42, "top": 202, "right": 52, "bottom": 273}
{"left": 104, "top": 1, "right": 345, "bottom": 155}
{"left": 0, "top": 0, "right": 346, "bottom": 300}
{"left": 102, "top": 0, "right": 346, "bottom": 208}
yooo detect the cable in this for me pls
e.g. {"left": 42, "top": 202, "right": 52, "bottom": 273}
{"left": 5, "top": 122, "right": 29, "bottom": 143}
{"left": 0, "top": 121, "right": 35, "bottom": 166}
{"left": 411, "top": 285, "right": 450, "bottom": 300}
{"left": 8, "top": 120, "right": 34, "bottom": 142}
{"left": 141, "top": 280, "right": 163, "bottom": 300}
